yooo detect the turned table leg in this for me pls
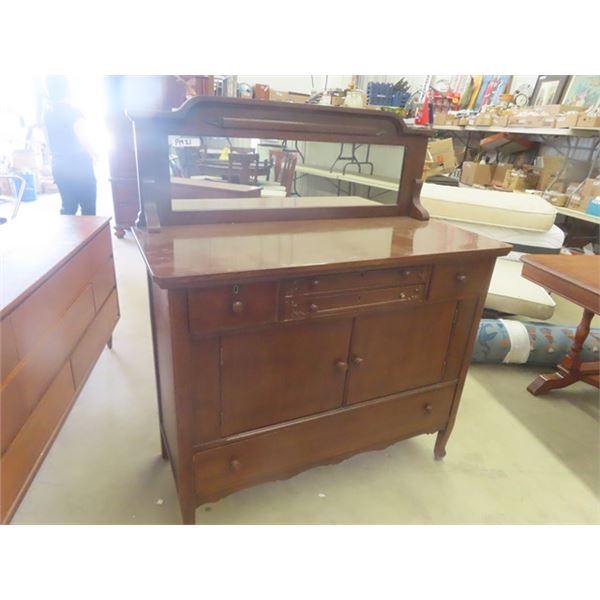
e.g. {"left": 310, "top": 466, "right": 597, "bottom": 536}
{"left": 527, "top": 308, "right": 598, "bottom": 396}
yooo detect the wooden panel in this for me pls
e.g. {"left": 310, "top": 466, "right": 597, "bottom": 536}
{"left": 92, "top": 259, "right": 117, "bottom": 311}
{"left": 188, "top": 282, "right": 277, "bottom": 335}
{"left": 150, "top": 282, "right": 180, "bottom": 473}
{"left": 8, "top": 225, "right": 112, "bottom": 358}
{"left": 282, "top": 266, "right": 430, "bottom": 296}
{"left": 0, "top": 317, "right": 19, "bottom": 381}
{"left": 0, "top": 285, "right": 96, "bottom": 453}
{"left": 443, "top": 297, "right": 480, "bottom": 381}
{"left": 70, "top": 290, "right": 119, "bottom": 388}
{"left": 280, "top": 285, "right": 424, "bottom": 321}
{"left": 10, "top": 248, "right": 91, "bottom": 358}
{"left": 86, "top": 224, "right": 113, "bottom": 273}
{"left": 220, "top": 319, "right": 353, "bottom": 436}
{"left": 346, "top": 302, "right": 456, "bottom": 405}
{"left": 190, "top": 338, "right": 221, "bottom": 444}
{"left": 194, "top": 384, "right": 455, "bottom": 503}
{"left": 428, "top": 258, "right": 495, "bottom": 302}
{"left": 1, "top": 363, "right": 75, "bottom": 523}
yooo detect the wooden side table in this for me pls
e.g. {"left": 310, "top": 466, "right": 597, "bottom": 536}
{"left": 521, "top": 254, "right": 600, "bottom": 395}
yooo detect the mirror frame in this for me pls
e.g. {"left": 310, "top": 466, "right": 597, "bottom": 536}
{"left": 129, "top": 96, "right": 431, "bottom": 231}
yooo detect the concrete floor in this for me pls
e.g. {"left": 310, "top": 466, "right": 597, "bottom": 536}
{"left": 10, "top": 191, "right": 600, "bottom": 524}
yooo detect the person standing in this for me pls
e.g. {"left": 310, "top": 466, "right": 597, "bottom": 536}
{"left": 44, "top": 76, "right": 97, "bottom": 215}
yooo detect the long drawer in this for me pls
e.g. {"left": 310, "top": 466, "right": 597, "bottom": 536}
{"left": 194, "top": 384, "right": 455, "bottom": 503}
{"left": 280, "top": 284, "right": 425, "bottom": 321}
{"left": 282, "top": 266, "right": 430, "bottom": 296}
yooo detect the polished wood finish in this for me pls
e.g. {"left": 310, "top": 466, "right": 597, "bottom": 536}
{"left": 132, "top": 100, "right": 510, "bottom": 524}
{"left": 521, "top": 254, "right": 600, "bottom": 396}
{"left": 0, "top": 217, "right": 119, "bottom": 523}
{"left": 129, "top": 97, "right": 431, "bottom": 230}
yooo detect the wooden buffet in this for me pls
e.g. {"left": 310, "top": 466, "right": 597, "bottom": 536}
{"left": 130, "top": 97, "right": 510, "bottom": 524}
{"left": 0, "top": 217, "right": 119, "bottom": 523}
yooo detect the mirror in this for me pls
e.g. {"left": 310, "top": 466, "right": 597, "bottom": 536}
{"left": 168, "top": 136, "right": 405, "bottom": 212}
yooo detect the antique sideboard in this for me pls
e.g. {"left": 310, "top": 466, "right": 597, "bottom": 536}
{"left": 130, "top": 97, "right": 510, "bottom": 524}
{"left": 0, "top": 217, "right": 119, "bottom": 522}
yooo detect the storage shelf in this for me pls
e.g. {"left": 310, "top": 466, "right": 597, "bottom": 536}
{"left": 555, "top": 206, "right": 600, "bottom": 225}
{"left": 412, "top": 124, "right": 600, "bottom": 138}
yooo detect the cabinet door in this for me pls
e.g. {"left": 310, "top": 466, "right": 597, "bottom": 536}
{"left": 221, "top": 319, "right": 353, "bottom": 436}
{"left": 346, "top": 302, "right": 456, "bottom": 405}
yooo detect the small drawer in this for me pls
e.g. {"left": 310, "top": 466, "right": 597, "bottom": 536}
{"left": 282, "top": 266, "right": 429, "bottom": 296}
{"left": 188, "top": 282, "right": 278, "bottom": 334}
{"left": 428, "top": 259, "right": 495, "bottom": 301}
{"left": 280, "top": 285, "right": 424, "bottom": 321}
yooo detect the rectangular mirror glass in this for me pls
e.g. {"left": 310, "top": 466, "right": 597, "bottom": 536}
{"left": 168, "top": 136, "right": 404, "bottom": 212}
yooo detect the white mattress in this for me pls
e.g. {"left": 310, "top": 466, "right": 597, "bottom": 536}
{"left": 437, "top": 220, "right": 564, "bottom": 250}
{"left": 485, "top": 258, "right": 555, "bottom": 320}
{"left": 421, "top": 183, "right": 556, "bottom": 232}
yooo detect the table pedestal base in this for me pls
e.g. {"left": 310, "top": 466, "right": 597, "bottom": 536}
{"left": 527, "top": 308, "right": 599, "bottom": 396}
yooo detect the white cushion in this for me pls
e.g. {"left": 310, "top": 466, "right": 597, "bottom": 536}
{"left": 421, "top": 183, "right": 556, "bottom": 232}
{"left": 436, "top": 220, "right": 564, "bottom": 250}
{"left": 485, "top": 258, "right": 555, "bottom": 320}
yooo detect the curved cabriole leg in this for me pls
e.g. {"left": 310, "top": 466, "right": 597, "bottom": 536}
{"left": 527, "top": 371, "right": 578, "bottom": 396}
{"left": 434, "top": 430, "right": 448, "bottom": 460}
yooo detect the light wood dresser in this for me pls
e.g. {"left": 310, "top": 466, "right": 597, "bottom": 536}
{"left": 130, "top": 98, "right": 510, "bottom": 523}
{"left": 1, "top": 216, "right": 119, "bottom": 522}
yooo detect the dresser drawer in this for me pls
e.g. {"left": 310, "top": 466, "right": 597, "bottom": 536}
{"left": 188, "top": 282, "right": 278, "bottom": 334}
{"left": 282, "top": 266, "right": 429, "bottom": 296}
{"left": 193, "top": 384, "right": 455, "bottom": 503}
{"left": 281, "top": 285, "right": 424, "bottom": 321}
{"left": 428, "top": 259, "right": 495, "bottom": 301}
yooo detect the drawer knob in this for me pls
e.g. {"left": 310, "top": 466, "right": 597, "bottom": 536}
{"left": 424, "top": 403, "right": 433, "bottom": 414}
{"left": 311, "top": 279, "right": 320, "bottom": 288}
{"left": 352, "top": 356, "right": 364, "bottom": 367}
{"left": 232, "top": 300, "right": 244, "bottom": 314}
{"left": 309, "top": 303, "right": 319, "bottom": 313}
{"left": 230, "top": 458, "right": 242, "bottom": 472}
{"left": 401, "top": 269, "right": 412, "bottom": 277}
{"left": 456, "top": 274, "right": 467, "bottom": 284}
{"left": 335, "top": 360, "right": 348, "bottom": 372}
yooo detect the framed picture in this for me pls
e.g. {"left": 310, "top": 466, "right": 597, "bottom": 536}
{"left": 531, "top": 75, "right": 569, "bottom": 107}
{"left": 472, "top": 75, "right": 512, "bottom": 110}
{"left": 561, "top": 75, "right": 600, "bottom": 108}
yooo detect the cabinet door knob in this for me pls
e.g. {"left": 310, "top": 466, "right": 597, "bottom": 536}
{"left": 230, "top": 458, "right": 242, "bottom": 472}
{"left": 456, "top": 274, "right": 467, "bottom": 283}
{"left": 424, "top": 403, "right": 433, "bottom": 414}
{"left": 352, "top": 356, "right": 364, "bottom": 366}
{"left": 232, "top": 300, "right": 244, "bottom": 314}
{"left": 335, "top": 360, "right": 348, "bottom": 372}
{"left": 309, "top": 303, "right": 319, "bottom": 313}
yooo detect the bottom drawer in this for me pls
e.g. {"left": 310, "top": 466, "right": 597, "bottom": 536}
{"left": 194, "top": 384, "right": 455, "bottom": 503}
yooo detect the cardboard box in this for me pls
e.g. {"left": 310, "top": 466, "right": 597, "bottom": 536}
{"left": 536, "top": 155, "right": 589, "bottom": 190}
{"left": 461, "top": 162, "right": 493, "bottom": 187}
{"left": 433, "top": 112, "right": 448, "bottom": 126}
{"left": 577, "top": 113, "right": 600, "bottom": 128}
{"left": 568, "top": 178, "right": 600, "bottom": 212}
{"left": 542, "top": 191, "right": 569, "bottom": 207}
{"left": 491, "top": 164, "right": 512, "bottom": 188}
{"left": 474, "top": 113, "right": 492, "bottom": 126}
{"left": 287, "top": 92, "right": 310, "bottom": 104}
{"left": 253, "top": 84, "right": 270, "bottom": 100}
{"left": 491, "top": 115, "right": 510, "bottom": 127}
{"left": 554, "top": 112, "right": 580, "bottom": 128}
{"left": 269, "top": 89, "right": 289, "bottom": 102}
{"left": 426, "top": 138, "right": 457, "bottom": 172}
